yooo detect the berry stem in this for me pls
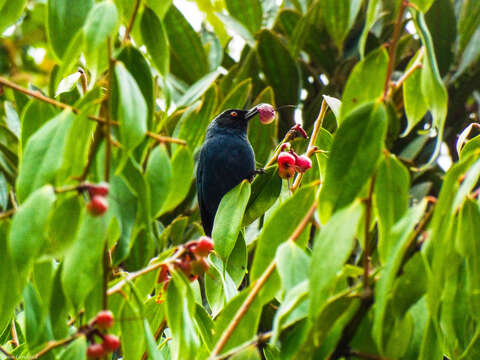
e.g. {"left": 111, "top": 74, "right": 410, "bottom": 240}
{"left": 0, "top": 345, "right": 15, "bottom": 360}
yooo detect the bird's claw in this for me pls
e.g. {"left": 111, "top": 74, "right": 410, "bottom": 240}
{"left": 248, "top": 168, "right": 266, "bottom": 182}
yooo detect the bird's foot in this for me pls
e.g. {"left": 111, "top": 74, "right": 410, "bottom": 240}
{"left": 248, "top": 168, "right": 266, "bottom": 181}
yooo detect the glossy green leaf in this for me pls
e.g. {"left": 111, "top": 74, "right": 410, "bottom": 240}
{"left": 374, "top": 153, "right": 410, "bottom": 263}
{"left": 309, "top": 203, "right": 362, "bottom": 315}
{"left": 141, "top": 7, "right": 169, "bottom": 76}
{"left": 212, "top": 180, "right": 251, "bottom": 260}
{"left": 0, "top": 172, "right": 8, "bottom": 210}
{"left": 457, "top": 0, "right": 480, "bottom": 55}
{"left": 121, "top": 301, "right": 146, "bottom": 360}
{"left": 319, "top": 102, "right": 387, "bottom": 221}
{"left": 49, "top": 265, "right": 69, "bottom": 339}
{"left": 257, "top": 29, "right": 300, "bottom": 117}
{"left": 55, "top": 72, "right": 80, "bottom": 98}
{"left": 83, "top": 1, "right": 118, "bottom": 54}
{"left": 23, "top": 282, "right": 47, "bottom": 347}
{"left": 243, "top": 166, "right": 282, "bottom": 226}
{"left": 216, "top": 13, "right": 256, "bottom": 47}
{"left": 164, "top": 5, "right": 209, "bottom": 84}
{"left": 322, "top": 95, "right": 341, "bottom": 120}
{"left": 0, "top": 0, "right": 28, "bottom": 34}
{"left": 373, "top": 200, "right": 427, "bottom": 353}
{"left": 165, "top": 272, "right": 201, "bottom": 360}
{"left": 217, "top": 78, "right": 252, "bottom": 111}
{"left": 409, "top": 0, "right": 434, "bottom": 12}
{"left": 318, "top": 0, "right": 354, "bottom": 49}
{"left": 176, "top": 71, "right": 220, "bottom": 107}
{"left": 117, "top": 45, "right": 155, "bottom": 130}
{"left": 4, "top": 102, "right": 20, "bottom": 138}
{"left": 53, "top": 31, "right": 84, "bottom": 91}
{"left": 276, "top": 241, "right": 310, "bottom": 292}
{"left": 114, "top": 63, "right": 148, "bottom": 167}
{"left": 251, "top": 185, "right": 316, "bottom": 281}
{"left": 47, "top": 0, "right": 93, "bottom": 58}
{"left": 358, "top": 0, "right": 382, "bottom": 57}
{"left": 146, "top": 145, "right": 172, "bottom": 218}
{"left": 403, "top": 49, "right": 428, "bottom": 136}
{"left": 206, "top": 254, "right": 238, "bottom": 316}
{"left": 225, "top": 0, "right": 262, "bottom": 35}
{"left": 160, "top": 147, "right": 193, "bottom": 214}
{"left": 59, "top": 337, "right": 87, "bottom": 360}
{"left": 61, "top": 212, "right": 107, "bottom": 309}
{"left": 8, "top": 185, "right": 56, "bottom": 272}
{"left": 16, "top": 110, "right": 74, "bottom": 202}
{"left": 339, "top": 48, "right": 389, "bottom": 121}
{"left": 144, "top": 319, "right": 163, "bottom": 360}
{"left": 145, "top": 0, "right": 172, "bottom": 19}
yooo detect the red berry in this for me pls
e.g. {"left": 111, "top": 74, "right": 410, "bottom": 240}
{"left": 87, "top": 182, "right": 109, "bottom": 197}
{"left": 257, "top": 103, "right": 275, "bottom": 124}
{"left": 87, "top": 343, "right": 105, "bottom": 358}
{"left": 277, "top": 152, "right": 295, "bottom": 169}
{"left": 191, "top": 236, "right": 214, "bottom": 257}
{"left": 86, "top": 196, "right": 108, "bottom": 216}
{"left": 278, "top": 165, "right": 296, "bottom": 179}
{"left": 191, "top": 258, "right": 210, "bottom": 276}
{"left": 94, "top": 310, "right": 114, "bottom": 329}
{"left": 295, "top": 155, "right": 312, "bottom": 173}
{"left": 102, "top": 334, "right": 121, "bottom": 352}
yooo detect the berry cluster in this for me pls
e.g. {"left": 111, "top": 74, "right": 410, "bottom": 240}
{"left": 277, "top": 143, "right": 312, "bottom": 179}
{"left": 157, "top": 237, "right": 214, "bottom": 292}
{"left": 86, "top": 311, "right": 120, "bottom": 358}
{"left": 80, "top": 182, "right": 109, "bottom": 216}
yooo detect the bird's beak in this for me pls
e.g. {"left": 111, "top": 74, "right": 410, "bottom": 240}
{"left": 245, "top": 106, "right": 259, "bottom": 120}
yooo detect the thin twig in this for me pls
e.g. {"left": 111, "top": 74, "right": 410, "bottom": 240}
{"left": 107, "top": 248, "right": 186, "bottom": 295}
{"left": 209, "top": 203, "right": 318, "bottom": 357}
{"left": 10, "top": 320, "right": 18, "bottom": 348}
{"left": 9, "top": 190, "right": 17, "bottom": 210}
{"left": 0, "top": 345, "right": 15, "bottom": 359}
{"left": 0, "top": 209, "right": 15, "bottom": 219}
{"left": 32, "top": 335, "right": 80, "bottom": 360}
{"left": 363, "top": 176, "right": 376, "bottom": 292}
{"left": 291, "top": 99, "right": 328, "bottom": 191}
{"left": 382, "top": 0, "right": 408, "bottom": 100}
{"left": 0, "top": 76, "right": 186, "bottom": 145}
{"left": 123, "top": 0, "right": 141, "bottom": 44}
{"left": 388, "top": 47, "right": 425, "bottom": 96}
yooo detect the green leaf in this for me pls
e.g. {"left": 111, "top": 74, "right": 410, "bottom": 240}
{"left": 206, "top": 254, "right": 238, "bottom": 316}
{"left": 61, "top": 212, "right": 107, "bottom": 309}
{"left": 4, "top": 102, "right": 20, "bottom": 138}
{"left": 319, "top": 102, "right": 387, "bottom": 221}
{"left": 251, "top": 185, "right": 316, "bottom": 282}
{"left": 176, "top": 71, "right": 220, "bottom": 107}
{"left": 218, "top": 78, "right": 252, "bottom": 111}
{"left": 318, "top": 0, "right": 354, "bottom": 49}
{"left": 117, "top": 45, "right": 155, "bottom": 130}
{"left": 83, "top": 1, "right": 118, "bottom": 54}
{"left": 257, "top": 29, "right": 300, "bottom": 132}
{"left": 339, "top": 48, "right": 389, "bottom": 121}
{"left": 322, "top": 95, "right": 341, "bottom": 120}
{"left": 145, "top": 0, "right": 172, "bottom": 19}
{"left": 215, "top": 13, "right": 256, "bottom": 47}
{"left": 0, "top": 226, "right": 22, "bottom": 332}
{"left": 225, "top": 0, "right": 262, "bottom": 35}
{"left": 457, "top": 0, "right": 480, "bottom": 55}
{"left": 53, "top": 31, "right": 84, "bottom": 91}
{"left": 160, "top": 147, "right": 193, "bottom": 214}
{"left": 144, "top": 319, "right": 164, "bottom": 360}
{"left": 372, "top": 200, "right": 427, "bottom": 353}
{"left": 0, "top": 0, "right": 28, "bottom": 34}
{"left": 413, "top": 10, "right": 448, "bottom": 165}
{"left": 55, "top": 72, "right": 81, "bottom": 98}
{"left": 23, "top": 282, "right": 47, "bottom": 347}
{"left": 0, "top": 172, "right": 8, "bottom": 210}
{"left": 47, "top": 0, "right": 93, "bottom": 58}
{"left": 164, "top": 5, "right": 209, "bottom": 84}
{"left": 165, "top": 272, "right": 201, "bottom": 360}
{"left": 16, "top": 110, "right": 74, "bottom": 202}
{"left": 243, "top": 166, "right": 282, "bottom": 226}
{"left": 409, "top": 0, "right": 434, "bottom": 12}
{"left": 59, "top": 337, "right": 87, "bottom": 360}
{"left": 358, "top": 0, "right": 382, "bottom": 57}
{"left": 49, "top": 265, "right": 69, "bottom": 339}
{"left": 146, "top": 145, "right": 172, "bottom": 218}
{"left": 212, "top": 180, "right": 251, "bottom": 260}
{"left": 374, "top": 153, "right": 410, "bottom": 263}
{"left": 114, "top": 63, "right": 148, "bottom": 167}
{"left": 402, "top": 49, "right": 428, "bottom": 136}
{"left": 141, "top": 7, "right": 169, "bottom": 76}
{"left": 121, "top": 301, "right": 146, "bottom": 360}
{"left": 8, "top": 186, "right": 56, "bottom": 272}
{"left": 309, "top": 203, "right": 362, "bottom": 315}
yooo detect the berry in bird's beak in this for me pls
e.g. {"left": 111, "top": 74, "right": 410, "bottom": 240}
{"left": 257, "top": 103, "right": 275, "bottom": 124}
{"left": 277, "top": 152, "right": 296, "bottom": 179}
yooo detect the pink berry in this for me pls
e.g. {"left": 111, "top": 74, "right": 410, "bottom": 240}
{"left": 102, "top": 334, "right": 121, "bottom": 352}
{"left": 277, "top": 152, "right": 296, "bottom": 179}
{"left": 94, "top": 310, "right": 114, "bottom": 329}
{"left": 257, "top": 103, "right": 275, "bottom": 124}
{"left": 87, "top": 343, "right": 105, "bottom": 358}
{"left": 87, "top": 182, "right": 109, "bottom": 197}
{"left": 86, "top": 196, "right": 108, "bottom": 216}
{"left": 295, "top": 155, "right": 312, "bottom": 173}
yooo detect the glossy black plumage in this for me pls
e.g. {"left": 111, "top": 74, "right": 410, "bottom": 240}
{"left": 196, "top": 107, "right": 259, "bottom": 236}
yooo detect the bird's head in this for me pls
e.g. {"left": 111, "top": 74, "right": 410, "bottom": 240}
{"left": 213, "top": 106, "right": 259, "bottom": 132}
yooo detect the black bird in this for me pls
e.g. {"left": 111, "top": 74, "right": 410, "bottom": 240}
{"left": 196, "top": 106, "right": 262, "bottom": 236}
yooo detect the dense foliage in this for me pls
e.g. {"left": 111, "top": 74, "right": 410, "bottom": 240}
{"left": 1, "top": 0, "right": 480, "bottom": 359}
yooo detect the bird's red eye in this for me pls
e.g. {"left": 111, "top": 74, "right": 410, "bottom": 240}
{"left": 231, "top": 111, "right": 238, "bottom": 117}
